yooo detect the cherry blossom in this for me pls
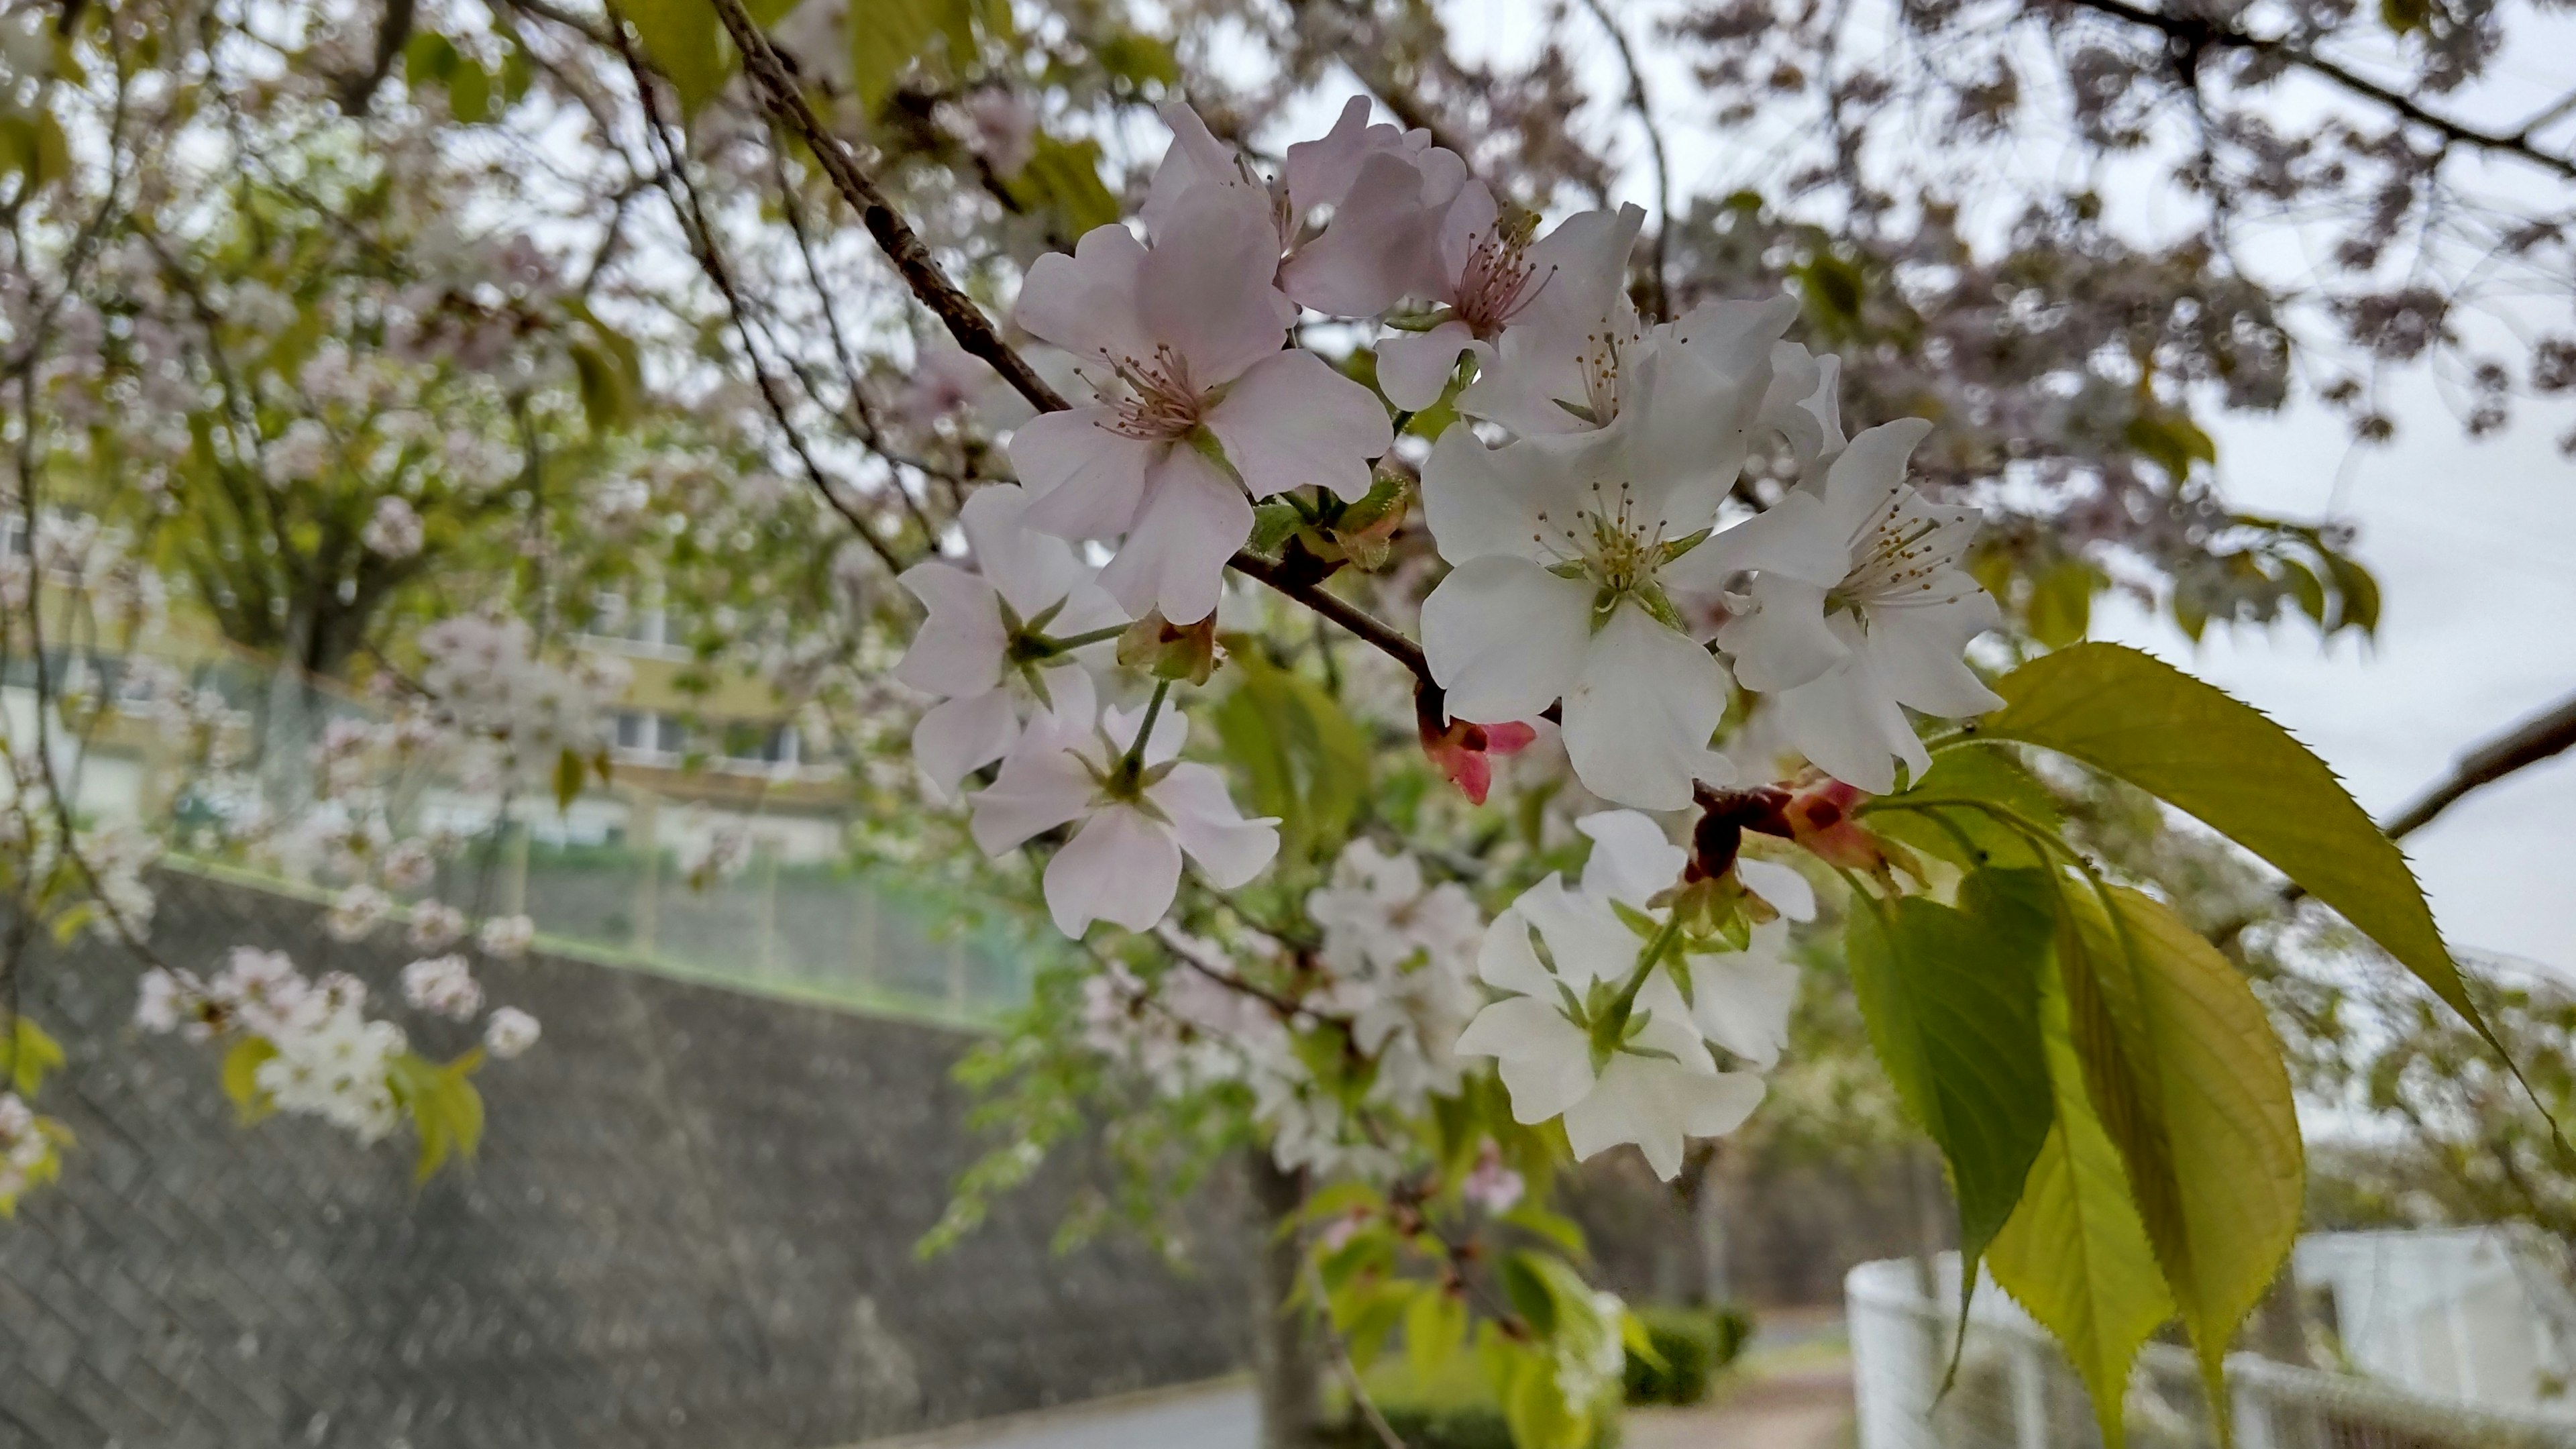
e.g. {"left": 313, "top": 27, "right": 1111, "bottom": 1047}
{"left": 478, "top": 914, "right": 534, "bottom": 960}
{"left": 406, "top": 899, "right": 466, "bottom": 951}
{"left": 1011, "top": 135, "right": 1391, "bottom": 623}
{"left": 1451, "top": 812, "right": 1781, "bottom": 1179}
{"left": 362, "top": 496, "right": 425, "bottom": 559}
{"left": 401, "top": 955, "right": 483, "bottom": 1021}
{"left": 968, "top": 692, "right": 1281, "bottom": 938}
{"left": 483, "top": 1007, "right": 541, "bottom": 1060}
{"left": 1707, "top": 420, "right": 2003, "bottom": 791}
{"left": 1420, "top": 335, "right": 1788, "bottom": 810}
{"left": 1307, "top": 840, "right": 1485, "bottom": 1111}
{"left": 894, "top": 483, "right": 1126, "bottom": 798}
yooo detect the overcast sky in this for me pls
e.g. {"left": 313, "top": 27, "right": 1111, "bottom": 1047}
{"left": 1419, "top": 0, "right": 2576, "bottom": 979}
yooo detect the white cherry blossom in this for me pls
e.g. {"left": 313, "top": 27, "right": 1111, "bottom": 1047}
{"left": 969, "top": 692, "right": 1281, "bottom": 938}
{"left": 1702, "top": 419, "right": 2004, "bottom": 791}
{"left": 1450, "top": 811, "right": 1786, "bottom": 1178}
{"left": 1420, "top": 338, "right": 1788, "bottom": 809}
{"left": 894, "top": 484, "right": 1126, "bottom": 798}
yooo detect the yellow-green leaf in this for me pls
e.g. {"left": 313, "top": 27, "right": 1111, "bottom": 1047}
{"left": 1980, "top": 643, "right": 2479, "bottom": 1037}
{"left": 221, "top": 1036, "right": 278, "bottom": 1121}
{"left": 1988, "top": 953, "right": 2175, "bottom": 1449}
{"left": 1873, "top": 743, "right": 2059, "bottom": 869}
{"left": 624, "top": 0, "right": 731, "bottom": 113}
{"left": 2058, "top": 883, "right": 2302, "bottom": 1429}
{"left": 851, "top": 0, "right": 946, "bottom": 110}
{"left": 9, "top": 1017, "right": 65, "bottom": 1097}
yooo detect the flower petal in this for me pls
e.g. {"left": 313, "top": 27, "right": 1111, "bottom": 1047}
{"left": 960, "top": 483, "right": 1091, "bottom": 619}
{"left": 1686, "top": 926, "right": 1800, "bottom": 1069}
{"left": 1207, "top": 350, "right": 1391, "bottom": 502}
{"left": 1138, "top": 190, "right": 1296, "bottom": 386}
{"left": 1715, "top": 574, "right": 1847, "bottom": 694}
{"left": 1012, "top": 223, "right": 1153, "bottom": 365}
{"left": 1148, "top": 761, "right": 1281, "bottom": 888}
{"left": 1420, "top": 556, "right": 1591, "bottom": 725}
{"left": 1280, "top": 148, "right": 1446, "bottom": 317}
{"left": 1770, "top": 623, "right": 1927, "bottom": 794}
{"left": 1666, "top": 489, "right": 1850, "bottom": 596}
{"left": 1376, "top": 320, "right": 1476, "bottom": 412}
{"left": 1044, "top": 806, "right": 1183, "bottom": 936}
{"left": 1476, "top": 902, "right": 1558, "bottom": 996}
{"left": 1420, "top": 424, "right": 1597, "bottom": 566}
{"left": 1560, "top": 602, "right": 1733, "bottom": 811}
{"left": 1734, "top": 857, "right": 1817, "bottom": 923}
{"left": 1818, "top": 418, "right": 1935, "bottom": 538}
{"left": 1097, "top": 448, "right": 1254, "bottom": 625}
{"left": 1012, "top": 408, "right": 1157, "bottom": 541}
{"left": 1456, "top": 997, "right": 1597, "bottom": 1124}
{"left": 1861, "top": 590, "right": 2006, "bottom": 718}
{"left": 893, "top": 561, "right": 1006, "bottom": 698}
{"left": 967, "top": 749, "right": 1094, "bottom": 856}
{"left": 912, "top": 689, "right": 1022, "bottom": 801}
{"left": 1576, "top": 810, "right": 1686, "bottom": 908}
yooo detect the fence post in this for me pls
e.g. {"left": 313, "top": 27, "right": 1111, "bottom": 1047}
{"left": 631, "top": 789, "right": 659, "bottom": 957}
{"left": 756, "top": 842, "right": 779, "bottom": 975}
{"left": 2009, "top": 1336, "right": 2049, "bottom": 1449}
{"left": 2230, "top": 1362, "right": 2278, "bottom": 1449}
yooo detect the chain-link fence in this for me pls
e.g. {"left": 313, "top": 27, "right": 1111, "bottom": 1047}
{"left": 1849, "top": 1258, "right": 2576, "bottom": 1449}
{"left": 14, "top": 643, "right": 1044, "bottom": 1028}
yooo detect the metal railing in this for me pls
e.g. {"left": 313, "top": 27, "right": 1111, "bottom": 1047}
{"left": 1849, "top": 1258, "right": 2576, "bottom": 1449}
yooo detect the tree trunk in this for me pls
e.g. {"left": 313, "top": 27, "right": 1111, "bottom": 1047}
{"left": 1248, "top": 1148, "right": 1324, "bottom": 1449}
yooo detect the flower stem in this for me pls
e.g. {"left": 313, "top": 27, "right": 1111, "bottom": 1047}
{"left": 1118, "top": 679, "right": 1172, "bottom": 781}
{"left": 1042, "top": 623, "right": 1127, "bottom": 653}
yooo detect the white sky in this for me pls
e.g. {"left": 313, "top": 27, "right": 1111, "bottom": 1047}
{"left": 1410, "top": 0, "right": 2576, "bottom": 977}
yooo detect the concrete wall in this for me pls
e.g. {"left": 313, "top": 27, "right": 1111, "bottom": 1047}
{"left": 0, "top": 872, "right": 1250, "bottom": 1449}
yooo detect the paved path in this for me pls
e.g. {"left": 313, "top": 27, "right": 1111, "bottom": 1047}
{"left": 860, "top": 1381, "right": 1257, "bottom": 1449}
{"left": 1627, "top": 1360, "right": 1856, "bottom": 1449}
{"left": 859, "top": 1351, "right": 1854, "bottom": 1449}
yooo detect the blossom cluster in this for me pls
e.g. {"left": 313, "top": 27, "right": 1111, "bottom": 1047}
{"left": 138, "top": 949, "right": 413, "bottom": 1141}
{"left": 0, "top": 1093, "right": 66, "bottom": 1212}
{"left": 416, "top": 614, "right": 629, "bottom": 789}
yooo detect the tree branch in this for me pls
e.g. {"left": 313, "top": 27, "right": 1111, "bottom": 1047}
{"left": 2053, "top": 0, "right": 2576, "bottom": 180}
{"left": 1578, "top": 0, "right": 1673, "bottom": 322}
{"left": 699, "top": 0, "right": 1069, "bottom": 415}
{"left": 685, "top": 0, "right": 1442, "bottom": 688}
{"left": 2382, "top": 690, "right": 2576, "bottom": 841}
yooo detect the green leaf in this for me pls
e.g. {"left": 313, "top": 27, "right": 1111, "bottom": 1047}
{"left": 851, "top": 0, "right": 947, "bottom": 110}
{"left": 1874, "top": 744, "right": 2059, "bottom": 869}
{"left": 220, "top": 1037, "right": 278, "bottom": 1122}
{"left": 2320, "top": 550, "right": 2380, "bottom": 636}
{"left": 1843, "top": 869, "right": 2056, "bottom": 1319}
{"left": 1988, "top": 951, "right": 2176, "bottom": 1449}
{"left": 1497, "top": 1203, "right": 1589, "bottom": 1260}
{"left": 554, "top": 745, "right": 588, "bottom": 812}
{"left": 1005, "top": 135, "right": 1120, "bottom": 234}
{"left": 2055, "top": 883, "right": 2302, "bottom": 1432}
{"left": 9, "top": 1017, "right": 65, "bottom": 1097}
{"left": 1213, "top": 653, "right": 1371, "bottom": 865}
{"left": 2124, "top": 409, "right": 2216, "bottom": 481}
{"left": 1978, "top": 642, "right": 2485, "bottom": 1041}
{"left": 623, "top": 0, "right": 730, "bottom": 113}
{"left": 2027, "top": 557, "right": 2101, "bottom": 649}
{"left": 1405, "top": 1285, "right": 1468, "bottom": 1380}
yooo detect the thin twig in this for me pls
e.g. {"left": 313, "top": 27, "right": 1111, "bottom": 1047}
{"left": 2054, "top": 0, "right": 2576, "bottom": 180}
{"left": 1579, "top": 0, "right": 1673, "bottom": 322}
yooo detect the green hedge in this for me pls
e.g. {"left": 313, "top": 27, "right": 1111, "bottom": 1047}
{"left": 1328, "top": 1354, "right": 1623, "bottom": 1449}
{"left": 1621, "top": 1303, "right": 1757, "bottom": 1407}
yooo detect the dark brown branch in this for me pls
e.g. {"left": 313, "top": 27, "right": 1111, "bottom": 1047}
{"left": 2382, "top": 690, "right": 2576, "bottom": 841}
{"left": 690, "top": 0, "right": 1440, "bottom": 687}
{"left": 2054, "top": 0, "right": 2576, "bottom": 180}
{"left": 337, "top": 0, "right": 415, "bottom": 115}
{"left": 608, "top": 12, "right": 909, "bottom": 576}
{"left": 2255, "top": 689, "right": 2576, "bottom": 921}
{"left": 1225, "top": 549, "right": 1431, "bottom": 685}
{"left": 700, "top": 0, "right": 1069, "bottom": 415}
